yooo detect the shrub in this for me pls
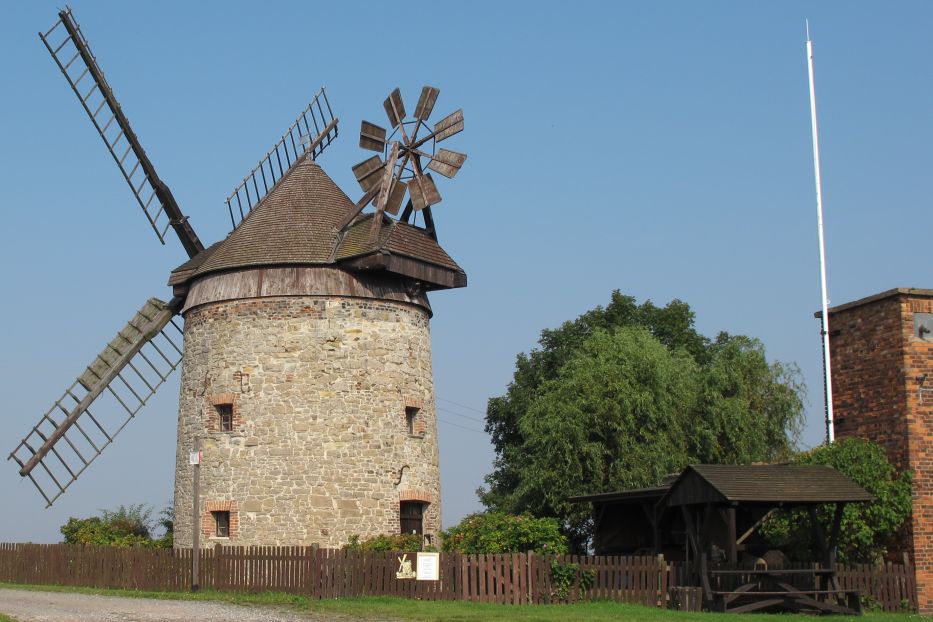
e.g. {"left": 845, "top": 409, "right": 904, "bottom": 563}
{"left": 343, "top": 533, "right": 425, "bottom": 552}
{"left": 761, "top": 438, "right": 912, "bottom": 564}
{"left": 60, "top": 503, "right": 170, "bottom": 548}
{"left": 441, "top": 512, "right": 567, "bottom": 554}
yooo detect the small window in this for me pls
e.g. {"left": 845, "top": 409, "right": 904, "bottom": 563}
{"left": 216, "top": 404, "right": 233, "bottom": 432}
{"left": 400, "top": 501, "right": 424, "bottom": 535}
{"left": 405, "top": 407, "right": 418, "bottom": 435}
{"left": 213, "top": 511, "right": 230, "bottom": 537}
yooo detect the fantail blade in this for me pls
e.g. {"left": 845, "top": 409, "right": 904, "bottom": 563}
{"left": 359, "top": 121, "right": 386, "bottom": 152}
{"left": 427, "top": 149, "right": 467, "bottom": 179}
{"left": 383, "top": 88, "right": 405, "bottom": 128}
{"left": 414, "top": 86, "right": 440, "bottom": 121}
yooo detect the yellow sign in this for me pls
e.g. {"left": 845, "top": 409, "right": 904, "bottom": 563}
{"left": 395, "top": 554, "right": 416, "bottom": 579}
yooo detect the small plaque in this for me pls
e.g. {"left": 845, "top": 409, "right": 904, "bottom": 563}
{"left": 395, "top": 553, "right": 416, "bottom": 579}
{"left": 189, "top": 451, "right": 202, "bottom": 465}
{"left": 416, "top": 552, "right": 440, "bottom": 581}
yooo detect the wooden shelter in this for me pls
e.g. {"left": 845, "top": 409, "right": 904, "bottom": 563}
{"left": 572, "top": 464, "right": 873, "bottom": 614}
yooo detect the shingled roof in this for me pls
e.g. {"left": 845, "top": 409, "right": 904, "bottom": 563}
{"left": 169, "top": 156, "right": 465, "bottom": 289}
{"left": 336, "top": 215, "right": 462, "bottom": 273}
{"left": 662, "top": 464, "right": 873, "bottom": 506}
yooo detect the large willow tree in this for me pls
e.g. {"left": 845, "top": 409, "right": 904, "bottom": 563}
{"left": 480, "top": 291, "right": 805, "bottom": 549}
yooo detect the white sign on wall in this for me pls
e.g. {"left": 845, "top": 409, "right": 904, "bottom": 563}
{"left": 416, "top": 552, "right": 440, "bottom": 581}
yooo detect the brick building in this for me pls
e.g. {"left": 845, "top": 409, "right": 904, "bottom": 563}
{"left": 823, "top": 287, "right": 933, "bottom": 611}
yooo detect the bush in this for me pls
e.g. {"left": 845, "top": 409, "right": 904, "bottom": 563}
{"left": 761, "top": 438, "right": 912, "bottom": 564}
{"left": 441, "top": 512, "right": 568, "bottom": 554}
{"left": 343, "top": 533, "right": 425, "bottom": 552}
{"left": 60, "top": 503, "right": 171, "bottom": 548}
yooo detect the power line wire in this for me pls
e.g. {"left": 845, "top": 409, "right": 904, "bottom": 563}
{"left": 437, "top": 396, "right": 487, "bottom": 415}
{"left": 437, "top": 417, "right": 486, "bottom": 434}
{"left": 436, "top": 405, "right": 485, "bottom": 423}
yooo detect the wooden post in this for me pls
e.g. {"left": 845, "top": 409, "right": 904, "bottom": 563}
{"left": 726, "top": 506, "right": 737, "bottom": 564}
{"left": 192, "top": 437, "right": 201, "bottom": 592}
{"left": 526, "top": 551, "right": 534, "bottom": 604}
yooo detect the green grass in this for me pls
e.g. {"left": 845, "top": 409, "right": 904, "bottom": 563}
{"left": 0, "top": 582, "right": 923, "bottom": 621}
{"left": 0, "top": 614, "right": 18, "bottom": 622}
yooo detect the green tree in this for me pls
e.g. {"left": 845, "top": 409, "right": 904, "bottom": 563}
{"left": 480, "top": 292, "right": 805, "bottom": 550}
{"left": 762, "top": 438, "right": 912, "bottom": 564}
{"left": 156, "top": 505, "right": 174, "bottom": 548}
{"left": 441, "top": 512, "right": 567, "bottom": 554}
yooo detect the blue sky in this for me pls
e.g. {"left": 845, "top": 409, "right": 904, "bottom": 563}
{"left": 1, "top": 1, "right": 930, "bottom": 543}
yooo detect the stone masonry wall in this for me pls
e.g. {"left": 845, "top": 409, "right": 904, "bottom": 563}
{"left": 829, "top": 290, "right": 933, "bottom": 612}
{"left": 173, "top": 294, "right": 441, "bottom": 549}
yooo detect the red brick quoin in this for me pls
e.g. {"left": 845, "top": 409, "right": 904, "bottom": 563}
{"left": 824, "top": 288, "right": 933, "bottom": 612}
{"left": 201, "top": 500, "right": 238, "bottom": 540}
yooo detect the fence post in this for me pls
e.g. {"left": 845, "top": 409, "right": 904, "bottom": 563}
{"left": 526, "top": 551, "right": 534, "bottom": 604}
{"left": 658, "top": 553, "right": 667, "bottom": 608}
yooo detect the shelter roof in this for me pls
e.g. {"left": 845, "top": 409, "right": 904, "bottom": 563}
{"left": 661, "top": 464, "right": 873, "bottom": 507}
{"left": 568, "top": 485, "right": 670, "bottom": 505}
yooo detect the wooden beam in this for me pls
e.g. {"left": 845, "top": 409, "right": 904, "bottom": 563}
{"left": 369, "top": 141, "right": 400, "bottom": 244}
{"left": 681, "top": 506, "right": 699, "bottom": 559}
{"left": 336, "top": 188, "right": 378, "bottom": 232}
{"left": 593, "top": 503, "right": 606, "bottom": 555}
{"left": 640, "top": 501, "right": 660, "bottom": 553}
{"left": 736, "top": 508, "right": 776, "bottom": 546}
{"left": 726, "top": 507, "right": 737, "bottom": 563}
{"left": 828, "top": 502, "right": 846, "bottom": 552}
{"left": 807, "top": 505, "right": 828, "bottom": 561}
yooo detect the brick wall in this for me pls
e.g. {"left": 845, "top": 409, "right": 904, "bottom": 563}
{"left": 202, "top": 500, "right": 239, "bottom": 540}
{"left": 827, "top": 288, "right": 933, "bottom": 612}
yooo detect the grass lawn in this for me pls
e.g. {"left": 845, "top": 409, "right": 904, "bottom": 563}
{"left": 0, "top": 582, "right": 923, "bottom": 621}
{"left": 0, "top": 614, "right": 18, "bottom": 622}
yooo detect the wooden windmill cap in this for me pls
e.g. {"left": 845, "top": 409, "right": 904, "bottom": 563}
{"left": 168, "top": 155, "right": 466, "bottom": 291}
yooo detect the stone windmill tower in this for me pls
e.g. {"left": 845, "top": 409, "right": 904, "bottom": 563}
{"left": 9, "top": 9, "right": 467, "bottom": 549}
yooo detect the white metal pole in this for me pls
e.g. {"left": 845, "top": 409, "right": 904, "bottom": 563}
{"left": 806, "top": 21, "right": 835, "bottom": 443}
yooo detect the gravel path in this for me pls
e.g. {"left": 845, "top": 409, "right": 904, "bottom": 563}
{"left": 0, "top": 588, "right": 391, "bottom": 622}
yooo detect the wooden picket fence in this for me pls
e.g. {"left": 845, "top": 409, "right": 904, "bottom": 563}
{"left": 837, "top": 561, "right": 917, "bottom": 613}
{"left": 0, "top": 543, "right": 917, "bottom": 611}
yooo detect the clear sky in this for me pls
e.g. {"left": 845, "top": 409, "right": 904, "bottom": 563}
{"left": 1, "top": 1, "right": 930, "bottom": 543}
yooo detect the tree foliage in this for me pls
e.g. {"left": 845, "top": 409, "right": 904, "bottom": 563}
{"left": 60, "top": 503, "right": 171, "bottom": 548}
{"left": 761, "top": 438, "right": 912, "bottom": 564}
{"left": 481, "top": 292, "right": 805, "bottom": 549}
{"left": 441, "top": 512, "right": 567, "bottom": 554}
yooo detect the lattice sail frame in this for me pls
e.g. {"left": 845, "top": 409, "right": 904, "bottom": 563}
{"left": 225, "top": 88, "right": 338, "bottom": 230}
{"left": 8, "top": 299, "right": 184, "bottom": 507}
{"left": 39, "top": 8, "right": 203, "bottom": 258}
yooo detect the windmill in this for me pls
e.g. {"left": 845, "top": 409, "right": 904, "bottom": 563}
{"left": 9, "top": 8, "right": 467, "bottom": 549}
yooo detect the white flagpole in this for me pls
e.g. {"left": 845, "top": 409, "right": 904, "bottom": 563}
{"left": 806, "top": 21, "right": 835, "bottom": 443}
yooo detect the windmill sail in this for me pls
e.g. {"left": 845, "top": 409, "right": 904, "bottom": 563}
{"left": 8, "top": 298, "right": 184, "bottom": 507}
{"left": 39, "top": 8, "right": 204, "bottom": 259}
{"left": 225, "top": 88, "right": 339, "bottom": 230}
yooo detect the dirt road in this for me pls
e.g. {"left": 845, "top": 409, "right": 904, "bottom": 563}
{"left": 0, "top": 587, "right": 386, "bottom": 621}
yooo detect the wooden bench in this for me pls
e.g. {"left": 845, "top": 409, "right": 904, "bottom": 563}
{"left": 706, "top": 566, "right": 861, "bottom": 615}
{"left": 711, "top": 586, "right": 861, "bottom": 614}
